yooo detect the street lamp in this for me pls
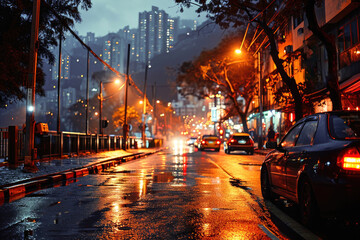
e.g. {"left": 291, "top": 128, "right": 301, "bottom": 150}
{"left": 99, "top": 78, "right": 120, "bottom": 135}
{"left": 142, "top": 64, "right": 149, "bottom": 148}
{"left": 258, "top": 51, "right": 264, "bottom": 149}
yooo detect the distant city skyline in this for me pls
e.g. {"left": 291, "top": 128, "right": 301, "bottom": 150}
{"left": 74, "top": 0, "right": 206, "bottom": 36}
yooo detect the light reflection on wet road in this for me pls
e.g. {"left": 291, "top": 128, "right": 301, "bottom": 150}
{"left": 0, "top": 147, "right": 281, "bottom": 239}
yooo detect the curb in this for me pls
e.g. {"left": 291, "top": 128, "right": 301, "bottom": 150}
{"left": 0, "top": 149, "right": 163, "bottom": 205}
{"left": 254, "top": 149, "right": 271, "bottom": 156}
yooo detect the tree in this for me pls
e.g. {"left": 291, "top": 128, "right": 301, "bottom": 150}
{"left": 0, "top": 0, "right": 92, "bottom": 107}
{"left": 112, "top": 106, "right": 141, "bottom": 134}
{"left": 303, "top": 0, "right": 342, "bottom": 110}
{"left": 174, "top": 0, "right": 306, "bottom": 120}
{"left": 177, "top": 33, "right": 257, "bottom": 132}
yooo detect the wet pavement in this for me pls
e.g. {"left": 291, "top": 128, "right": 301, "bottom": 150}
{"left": 0, "top": 149, "right": 159, "bottom": 187}
{"left": 0, "top": 146, "right": 271, "bottom": 188}
{"left": 0, "top": 147, "right": 280, "bottom": 240}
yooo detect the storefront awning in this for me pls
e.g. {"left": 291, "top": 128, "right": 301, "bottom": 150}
{"left": 340, "top": 73, "right": 360, "bottom": 94}
{"left": 305, "top": 73, "right": 360, "bottom": 101}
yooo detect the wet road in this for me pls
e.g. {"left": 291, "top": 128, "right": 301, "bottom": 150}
{"left": 0, "top": 147, "right": 284, "bottom": 240}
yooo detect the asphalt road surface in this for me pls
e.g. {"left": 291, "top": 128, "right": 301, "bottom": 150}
{"left": 1, "top": 145, "right": 359, "bottom": 239}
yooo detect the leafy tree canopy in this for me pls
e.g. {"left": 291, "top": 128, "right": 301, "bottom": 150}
{"left": 0, "top": 0, "right": 92, "bottom": 107}
{"left": 112, "top": 106, "right": 141, "bottom": 133}
{"left": 177, "top": 32, "right": 257, "bottom": 132}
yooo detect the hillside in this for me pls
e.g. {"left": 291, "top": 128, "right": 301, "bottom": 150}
{"left": 132, "top": 22, "right": 229, "bottom": 103}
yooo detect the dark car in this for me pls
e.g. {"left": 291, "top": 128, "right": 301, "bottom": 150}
{"left": 261, "top": 111, "right": 360, "bottom": 225}
{"left": 198, "top": 135, "right": 221, "bottom": 151}
{"left": 224, "top": 133, "right": 254, "bottom": 155}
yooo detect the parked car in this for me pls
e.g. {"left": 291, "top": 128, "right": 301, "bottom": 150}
{"left": 260, "top": 111, "right": 360, "bottom": 226}
{"left": 198, "top": 135, "right": 221, "bottom": 151}
{"left": 224, "top": 133, "right": 254, "bottom": 155}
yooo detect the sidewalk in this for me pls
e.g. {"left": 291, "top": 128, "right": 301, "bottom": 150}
{"left": 254, "top": 142, "right": 272, "bottom": 156}
{"left": 0, "top": 148, "right": 162, "bottom": 204}
{"left": 254, "top": 148, "right": 272, "bottom": 156}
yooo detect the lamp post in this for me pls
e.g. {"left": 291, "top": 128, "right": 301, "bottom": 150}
{"left": 24, "top": 0, "right": 40, "bottom": 172}
{"left": 142, "top": 65, "right": 149, "bottom": 147}
{"left": 258, "top": 51, "right": 264, "bottom": 149}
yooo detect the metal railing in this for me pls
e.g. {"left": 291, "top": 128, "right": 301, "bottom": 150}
{"left": 1, "top": 126, "right": 160, "bottom": 164}
{"left": 0, "top": 128, "right": 8, "bottom": 161}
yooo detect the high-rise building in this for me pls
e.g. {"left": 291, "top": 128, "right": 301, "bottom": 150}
{"left": 138, "top": 6, "right": 179, "bottom": 66}
{"left": 85, "top": 32, "right": 95, "bottom": 45}
{"left": 103, "top": 34, "right": 125, "bottom": 73}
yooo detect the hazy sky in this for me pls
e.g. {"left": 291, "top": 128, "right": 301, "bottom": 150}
{"left": 74, "top": 0, "right": 207, "bottom": 36}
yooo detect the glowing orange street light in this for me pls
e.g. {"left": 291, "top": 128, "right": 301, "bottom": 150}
{"left": 235, "top": 49, "right": 241, "bottom": 54}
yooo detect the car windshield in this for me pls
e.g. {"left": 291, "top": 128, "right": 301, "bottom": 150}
{"left": 232, "top": 136, "right": 250, "bottom": 141}
{"left": 329, "top": 112, "right": 360, "bottom": 139}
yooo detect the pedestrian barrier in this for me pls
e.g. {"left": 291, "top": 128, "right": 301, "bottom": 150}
{"left": 1, "top": 126, "right": 163, "bottom": 165}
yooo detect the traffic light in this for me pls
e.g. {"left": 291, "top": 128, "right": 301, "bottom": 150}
{"left": 102, "top": 120, "right": 109, "bottom": 128}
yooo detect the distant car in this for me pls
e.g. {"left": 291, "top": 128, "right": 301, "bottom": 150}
{"left": 198, "top": 135, "right": 221, "bottom": 151}
{"left": 224, "top": 133, "right": 254, "bottom": 155}
{"left": 186, "top": 137, "right": 198, "bottom": 146}
{"left": 261, "top": 111, "right": 360, "bottom": 226}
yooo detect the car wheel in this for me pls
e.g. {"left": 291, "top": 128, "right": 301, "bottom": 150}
{"left": 299, "top": 180, "right": 318, "bottom": 227}
{"left": 261, "top": 167, "right": 275, "bottom": 201}
{"left": 215, "top": 148, "right": 220, "bottom": 152}
{"left": 249, "top": 150, "right": 254, "bottom": 155}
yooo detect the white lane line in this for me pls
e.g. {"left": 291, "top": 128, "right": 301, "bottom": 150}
{"left": 258, "top": 224, "right": 279, "bottom": 240}
{"left": 265, "top": 200, "right": 321, "bottom": 240}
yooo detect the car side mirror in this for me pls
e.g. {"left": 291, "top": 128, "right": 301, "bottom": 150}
{"left": 275, "top": 143, "right": 286, "bottom": 152}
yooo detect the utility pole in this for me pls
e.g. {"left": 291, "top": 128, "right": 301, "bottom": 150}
{"left": 153, "top": 82, "right": 157, "bottom": 136}
{"left": 24, "top": 0, "right": 40, "bottom": 172}
{"left": 123, "top": 44, "right": 130, "bottom": 150}
{"left": 86, "top": 50, "right": 90, "bottom": 135}
{"left": 99, "top": 81, "right": 103, "bottom": 135}
{"left": 57, "top": 31, "right": 62, "bottom": 133}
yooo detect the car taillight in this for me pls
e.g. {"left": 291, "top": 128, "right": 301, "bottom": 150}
{"left": 337, "top": 147, "right": 360, "bottom": 170}
{"left": 230, "top": 139, "right": 235, "bottom": 143}
{"left": 216, "top": 140, "right": 221, "bottom": 144}
{"left": 201, "top": 140, "right": 206, "bottom": 144}
{"left": 245, "top": 138, "right": 254, "bottom": 145}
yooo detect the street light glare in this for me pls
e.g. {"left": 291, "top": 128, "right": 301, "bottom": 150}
{"left": 235, "top": 49, "right": 241, "bottom": 54}
{"left": 114, "top": 79, "right": 121, "bottom": 84}
{"left": 27, "top": 105, "right": 35, "bottom": 112}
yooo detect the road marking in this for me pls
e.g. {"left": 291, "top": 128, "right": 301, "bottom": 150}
{"left": 258, "top": 224, "right": 279, "bottom": 240}
{"left": 265, "top": 201, "right": 321, "bottom": 240}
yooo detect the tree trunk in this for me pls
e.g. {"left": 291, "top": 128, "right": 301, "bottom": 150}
{"left": 240, "top": 112, "right": 249, "bottom": 133}
{"left": 305, "top": 0, "right": 342, "bottom": 110}
{"left": 260, "top": 21, "right": 304, "bottom": 120}
{"left": 229, "top": 94, "right": 249, "bottom": 133}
